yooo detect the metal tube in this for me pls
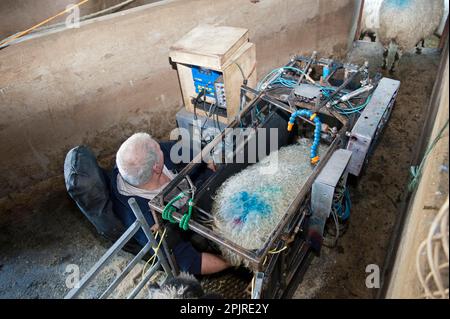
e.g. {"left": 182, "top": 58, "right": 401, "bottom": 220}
{"left": 127, "top": 260, "right": 161, "bottom": 299}
{"left": 128, "top": 198, "right": 173, "bottom": 279}
{"left": 64, "top": 221, "right": 141, "bottom": 299}
{"left": 252, "top": 272, "right": 265, "bottom": 299}
{"left": 148, "top": 201, "right": 260, "bottom": 265}
{"left": 297, "top": 51, "right": 317, "bottom": 85}
{"left": 100, "top": 242, "right": 152, "bottom": 299}
{"left": 319, "top": 70, "right": 360, "bottom": 109}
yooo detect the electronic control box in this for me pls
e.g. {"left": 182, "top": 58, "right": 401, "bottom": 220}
{"left": 192, "top": 66, "right": 222, "bottom": 98}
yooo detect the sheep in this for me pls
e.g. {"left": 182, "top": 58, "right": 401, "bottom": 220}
{"left": 378, "top": 0, "right": 445, "bottom": 72}
{"left": 211, "top": 140, "right": 328, "bottom": 268}
{"left": 359, "top": 0, "right": 384, "bottom": 42}
{"left": 148, "top": 272, "right": 220, "bottom": 299}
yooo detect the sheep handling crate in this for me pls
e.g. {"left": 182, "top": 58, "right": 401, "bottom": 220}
{"left": 148, "top": 53, "right": 400, "bottom": 299}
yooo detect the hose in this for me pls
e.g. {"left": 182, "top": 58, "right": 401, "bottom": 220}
{"left": 287, "top": 109, "right": 322, "bottom": 164}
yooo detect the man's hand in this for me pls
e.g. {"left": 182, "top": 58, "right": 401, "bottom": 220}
{"left": 150, "top": 224, "right": 160, "bottom": 234}
{"left": 206, "top": 161, "right": 217, "bottom": 172}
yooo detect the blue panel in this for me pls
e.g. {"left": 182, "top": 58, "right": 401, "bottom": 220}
{"left": 191, "top": 66, "right": 221, "bottom": 98}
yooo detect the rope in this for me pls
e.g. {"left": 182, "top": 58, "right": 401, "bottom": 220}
{"left": 141, "top": 228, "right": 167, "bottom": 281}
{"left": 0, "top": 0, "right": 90, "bottom": 48}
{"left": 416, "top": 198, "right": 449, "bottom": 299}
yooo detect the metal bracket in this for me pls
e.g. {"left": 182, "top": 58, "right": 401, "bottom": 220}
{"left": 251, "top": 272, "right": 265, "bottom": 299}
{"left": 308, "top": 149, "right": 352, "bottom": 252}
{"left": 346, "top": 77, "right": 400, "bottom": 176}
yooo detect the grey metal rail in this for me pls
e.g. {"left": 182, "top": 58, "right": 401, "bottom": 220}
{"left": 65, "top": 198, "right": 173, "bottom": 299}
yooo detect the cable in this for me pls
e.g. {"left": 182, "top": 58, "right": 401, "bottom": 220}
{"left": 268, "top": 245, "right": 288, "bottom": 254}
{"left": 416, "top": 198, "right": 449, "bottom": 299}
{"left": 409, "top": 119, "right": 449, "bottom": 191}
{"left": 257, "top": 66, "right": 307, "bottom": 90}
{"left": 233, "top": 62, "right": 247, "bottom": 85}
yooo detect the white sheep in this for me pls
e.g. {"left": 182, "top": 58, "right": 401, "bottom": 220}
{"left": 359, "top": 0, "right": 384, "bottom": 42}
{"left": 148, "top": 272, "right": 220, "bottom": 299}
{"left": 211, "top": 140, "right": 328, "bottom": 268}
{"left": 378, "top": 0, "right": 445, "bottom": 72}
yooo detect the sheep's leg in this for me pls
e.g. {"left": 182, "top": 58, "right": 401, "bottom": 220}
{"left": 416, "top": 39, "right": 425, "bottom": 54}
{"left": 359, "top": 31, "right": 366, "bottom": 41}
{"left": 360, "top": 31, "right": 377, "bottom": 42}
{"left": 382, "top": 47, "right": 388, "bottom": 70}
{"left": 390, "top": 49, "right": 402, "bottom": 73}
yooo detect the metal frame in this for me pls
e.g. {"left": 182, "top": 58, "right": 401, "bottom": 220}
{"left": 148, "top": 84, "right": 349, "bottom": 271}
{"left": 64, "top": 198, "right": 173, "bottom": 299}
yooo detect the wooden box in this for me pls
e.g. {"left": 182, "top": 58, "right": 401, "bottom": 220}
{"left": 169, "top": 24, "right": 257, "bottom": 124}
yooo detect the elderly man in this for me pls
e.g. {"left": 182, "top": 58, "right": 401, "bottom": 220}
{"left": 110, "top": 132, "right": 229, "bottom": 275}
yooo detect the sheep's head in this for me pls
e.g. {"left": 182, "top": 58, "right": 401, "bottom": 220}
{"left": 148, "top": 272, "right": 205, "bottom": 299}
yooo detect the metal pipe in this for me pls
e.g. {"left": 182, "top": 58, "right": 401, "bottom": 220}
{"left": 64, "top": 220, "right": 141, "bottom": 299}
{"left": 318, "top": 69, "right": 361, "bottom": 110}
{"left": 100, "top": 242, "right": 152, "bottom": 299}
{"left": 148, "top": 201, "right": 261, "bottom": 266}
{"left": 297, "top": 51, "right": 317, "bottom": 85}
{"left": 128, "top": 198, "right": 173, "bottom": 279}
{"left": 127, "top": 260, "right": 161, "bottom": 299}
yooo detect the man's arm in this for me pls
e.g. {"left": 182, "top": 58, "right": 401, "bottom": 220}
{"left": 200, "top": 253, "right": 230, "bottom": 275}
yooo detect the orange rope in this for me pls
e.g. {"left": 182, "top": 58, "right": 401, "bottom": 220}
{"left": 0, "top": 0, "right": 90, "bottom": 47}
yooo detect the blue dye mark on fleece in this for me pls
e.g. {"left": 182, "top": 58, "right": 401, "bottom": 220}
{"left": 228, "top": 191, "right": 272, "bottom": 224}
{"left": 385, "top": 0, "right": 411, "bottom": 8}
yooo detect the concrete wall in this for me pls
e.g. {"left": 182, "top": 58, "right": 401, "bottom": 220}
{"left": 0, "top": 0, "right": 360, "bottom": 201}
{"left": 0, "top": 0, "right": 155, "bottom": 39}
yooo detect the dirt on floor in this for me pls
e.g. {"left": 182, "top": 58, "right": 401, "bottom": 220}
{"left": 0, "top": 41, "right": 443, "bottom": 299}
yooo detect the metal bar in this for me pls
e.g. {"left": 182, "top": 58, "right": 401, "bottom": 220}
{"left": 318, "top": 69, "right": 360, "bottom": 109}
{"left": 297, "top": 51, "right": 317, "bottom": 85}
{"left": 100, "top": 241, "right": 152, "bottom": 299}
{"left": 64, "top": 220, "right": 141, "bottom": 299}
{"left": 252, "top": 272, "right": 265, "bottom": 299}
{"left": 128, "top": 198, "right": 173, "bottom": 279}
{"left": 148, "top": 202, "right": 260, "bottom": 265}
{"left": 127, "top": 260, "right": 161, "bottom": 299}
{"left": 149, "top": 206, "right": 179, "bottom": 275}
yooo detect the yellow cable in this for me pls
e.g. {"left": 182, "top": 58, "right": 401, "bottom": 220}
{"left": 141, "top": 228, "right": 167, "bottom": 280}
{"left": 0, "top": 0, "right": 90, "bottom": 47}
{"left": 268, "top": 245, "right": 288, "bottom": 254}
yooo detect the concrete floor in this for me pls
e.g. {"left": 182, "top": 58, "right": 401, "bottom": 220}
{"left": 0, "top": 41, "right": 443, "bottom": 299}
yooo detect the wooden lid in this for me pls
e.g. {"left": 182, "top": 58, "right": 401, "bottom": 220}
{"left": 169, "top": 24, "right": 249, "bottom": 70}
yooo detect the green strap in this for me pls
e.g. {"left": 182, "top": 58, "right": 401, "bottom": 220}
{"left": 179, "top": 199, "right": 194, "bottom": 231}
{"left": 162, "top": 192, "right": 185, "bottom": 223}
{"left": 162, "top": 192, "right": 194, "bottom": 231}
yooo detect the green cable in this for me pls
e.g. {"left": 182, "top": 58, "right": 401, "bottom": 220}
{"left": 162, "top": 192, "right": 185, "bottom": 223}
{"left": 409, "top": 119, "right": 449, "bottom": 192}
{"left": 162, "top": 192, "right": 195, "bottom": 231}
{"left": 179, "top": 199, "right": 194, "bottom": 231}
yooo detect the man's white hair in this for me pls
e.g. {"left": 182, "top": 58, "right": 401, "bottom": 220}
{"left": 116, "top": 133, "right": 159, "bottom": 187}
